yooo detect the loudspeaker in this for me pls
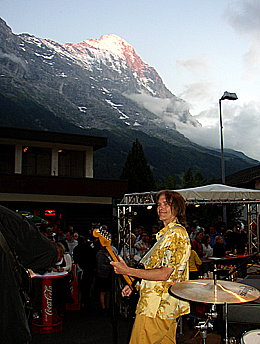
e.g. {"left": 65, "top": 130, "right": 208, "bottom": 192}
{"left": 228, "top": 275, "right": 260, "bottom": 325}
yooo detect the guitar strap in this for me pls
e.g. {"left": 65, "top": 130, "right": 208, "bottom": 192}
{"left": 139, "top": 223, "right": 183, "bottom": 266}
{"left": 138, "top": 223, "right": 190, "bottom": 281}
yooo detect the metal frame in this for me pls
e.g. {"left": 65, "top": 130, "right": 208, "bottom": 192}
{"left": 117, "top": 190, "right": 260, "bottom": 255}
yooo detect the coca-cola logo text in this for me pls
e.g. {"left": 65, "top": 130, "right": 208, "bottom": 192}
{"left": 44, "top": 285, "right": 52, "bottom": 316}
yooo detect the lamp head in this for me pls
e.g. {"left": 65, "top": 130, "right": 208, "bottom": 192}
{"left": 220, "top": 91, "right": 238, "bottom": 101}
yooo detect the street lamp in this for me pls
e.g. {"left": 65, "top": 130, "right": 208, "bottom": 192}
{"left": 219, "top": 91, "right": 238, "bottom": 184}
{"left": 219, "top": 91, "right": 238, "bottom": 224}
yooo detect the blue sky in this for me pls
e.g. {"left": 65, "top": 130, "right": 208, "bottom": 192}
{"left": 1, "top": 0, "right": 260, "bottom": 162}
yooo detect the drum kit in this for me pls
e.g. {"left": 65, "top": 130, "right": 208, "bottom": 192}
{"left": 170, "top": 277, "right": 260, "bottom": 343}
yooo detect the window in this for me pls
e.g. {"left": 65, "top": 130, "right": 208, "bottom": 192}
{"left": 58, "top": 150, "right": 84, "bottom": 177}
{"left": 0, "top": 145, "right": 15, "bottom": 174}
{"left": 22, "top": 147, "right": 51, "bottom": 175}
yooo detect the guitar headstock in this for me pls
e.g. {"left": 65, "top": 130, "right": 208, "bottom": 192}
{"left": 93, "top": 227, "right": 112, "bottom": 248}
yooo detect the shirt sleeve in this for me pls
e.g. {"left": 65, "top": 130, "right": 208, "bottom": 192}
{"left": 64, "top": 254, "right": 72, "bottom": 272}
{"left": 194, "top": 251, "right": 202, "bottom": 265}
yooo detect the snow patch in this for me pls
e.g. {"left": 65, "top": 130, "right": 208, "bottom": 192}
{"left": 56, "top": 72, "right": 67, "bottom": 77}
{"left": 34, "top": 52, "right": 54, "bottom": 59}
{"left": 78, "top": 106, "right": 87, "bottom": 112}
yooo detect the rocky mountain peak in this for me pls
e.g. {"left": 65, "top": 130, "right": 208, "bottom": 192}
{"left": 0, "top": 17, "right": 199, "bottom": 144}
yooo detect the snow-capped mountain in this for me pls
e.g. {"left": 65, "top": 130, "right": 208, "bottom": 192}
{"left": 0, "top": 18, "right": 200, "bottom": 146}
{"left": 0, "top": 17, "right": 258, "bottom": 182}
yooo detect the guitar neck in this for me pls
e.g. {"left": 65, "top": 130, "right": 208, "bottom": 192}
{"left": 106, "top": 246, "right": 134, "bottom": 290}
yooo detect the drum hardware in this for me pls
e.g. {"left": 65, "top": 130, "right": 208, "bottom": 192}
{"left": 169, "top": 275, "right": 260, "bottom": 343}
{"left": 194, "top": 304, "right": 217, "bottom": 344}
{"left": 241, "top": 329, "right": 260, "bottom": 344}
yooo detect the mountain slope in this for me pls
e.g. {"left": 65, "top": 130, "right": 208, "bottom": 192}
{"left": 0, "top": 17, "right": 259, "bottom": 183}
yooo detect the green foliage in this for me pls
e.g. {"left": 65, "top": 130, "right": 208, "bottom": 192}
{"left": 156, "top": 174, "right": 178, "bottom": 191}
{"left": 120, "top": 138, "right": 156, "bottom": 193}
{"left": 182, "top": 167, "right": 207, "bottom": 188}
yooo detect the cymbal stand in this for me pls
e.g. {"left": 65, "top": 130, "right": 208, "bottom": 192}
{"left": 213, "top": 266, "right": 229, "bottom": 344}
{"left": 223, "top": 302, "right": 228, "bottom": 344}
{"left": 195, "top": 304, "right": 217, "bottom": 344}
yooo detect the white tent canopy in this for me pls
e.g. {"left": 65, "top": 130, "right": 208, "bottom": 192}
{"left": 118, "top": 184, "right": 260, "bottom": 206}
{"left": 176, "top": 184, "right": 260, "bottom": 204}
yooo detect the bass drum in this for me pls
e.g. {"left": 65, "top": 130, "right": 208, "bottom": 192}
{"left": 241, "top": 330, "right": 260, "bottom": 344}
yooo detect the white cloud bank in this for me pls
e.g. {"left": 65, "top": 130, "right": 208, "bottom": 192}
{"left": 170, "top": 1, "right": 260, "bottom": 162}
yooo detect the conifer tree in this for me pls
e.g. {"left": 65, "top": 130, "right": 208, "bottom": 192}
{"left": 157, "top": 174, "right": 178, "bottom": 191}
{"left": 182, "top": 166, "right": 207, "bottom": 188}
{"left": 120, "top": 139, "right": 156, "bottom": 193}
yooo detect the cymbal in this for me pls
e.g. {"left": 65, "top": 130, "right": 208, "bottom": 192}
{"left": 169, "top": 279, "right": 260, "bottom": 304}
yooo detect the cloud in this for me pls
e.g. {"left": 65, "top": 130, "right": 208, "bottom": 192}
{"left": 124, "top": 90, "right": 200, "bottom": 128}
{"left": 178, "top": 81, "right": 216, "bottom": 104}
{"left": 224, "top": 1, "right": 260, "bottom": 79}
{"left": 175, "top": 100, "right": 260, "bottom": 161}
{"left": 225, "top": 0, "right": 260, "bottom": 35}
{"left": 125, "top": 90, "right": 260, "bottom": 162}
{"left": 242, "top": 32, "right": 260, "bottom": 79}
{"left": 0, "top": 49, "right": 27, "bottom": 69}
{"left": 176, "top": 56, "right": 210, "bottom": 75}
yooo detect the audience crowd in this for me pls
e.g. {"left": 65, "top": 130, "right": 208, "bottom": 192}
{"left": 30, "top": 214, "right": 254, "bottom": 320}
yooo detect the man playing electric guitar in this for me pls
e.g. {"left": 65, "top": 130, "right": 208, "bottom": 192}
{"left": 111, "top": 190, "right": 191, "bottom": 344}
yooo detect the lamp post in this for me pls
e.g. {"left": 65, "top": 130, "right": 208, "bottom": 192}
{"left": 219, "top": 91, "right": 238, "bottom": 223}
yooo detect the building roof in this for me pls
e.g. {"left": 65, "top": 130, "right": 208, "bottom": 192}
{"left": 0, "top": 126, "right": 107, "bottom": 151}
{"left": 225, "top": 165, "right": 260, "bottom": 186}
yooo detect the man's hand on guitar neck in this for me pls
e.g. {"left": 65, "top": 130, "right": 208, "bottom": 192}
{"left": 110, "top": 256, "right": 129, "bottom": 275}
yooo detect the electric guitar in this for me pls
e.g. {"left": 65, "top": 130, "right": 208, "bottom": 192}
{"left": 93, "top": 227, "right": 135, "bottom": 289}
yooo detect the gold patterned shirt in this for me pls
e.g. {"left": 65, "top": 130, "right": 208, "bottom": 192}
{"left": 135, "top": 220, "right": 191, "bottom": 320}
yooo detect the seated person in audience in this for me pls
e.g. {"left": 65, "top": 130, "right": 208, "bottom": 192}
{"left": 213, "top": 236, "right": 226, "bottom": 257}
{"left": 209, "top": 225, "right": 217, "bottom": 247}
{"left": 192, "top": 231, "right": 204, "bottom": 258}
{"left": 134, "top": 231, "right": 151, "bottom": 258}
{"left": 189, "top": 249, "right": 202, "bottom": 280}
{"left": 201, "top": 234, "right": 213, "bottom": 258}
{"left": 209, "top": 225, "right": 226, "bottom": 247}
{"left": 189, "top": 221, "right": 199, "bottom": 242}
{"left": 52, "top": 242, "right": 72, "bottom": 273}
{"left": 224, "top": 229, "right": 233, "bottom": 253}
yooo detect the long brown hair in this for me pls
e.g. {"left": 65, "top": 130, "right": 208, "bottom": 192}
{"left": 156, "top": 190, "right": 186, "bottom": 227}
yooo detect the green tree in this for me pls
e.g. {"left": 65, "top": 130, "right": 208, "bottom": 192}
{"left": 182, "top": 167, "right": 195, "bottom": 188}
{"left": 120, "top": 139, "right": 156, "bottom": 193}
{"left": 157, "top": 174, "right": 178, "bottom": 191}
{"left": 182, "top": 167, "right": 207, "bottom": 188}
